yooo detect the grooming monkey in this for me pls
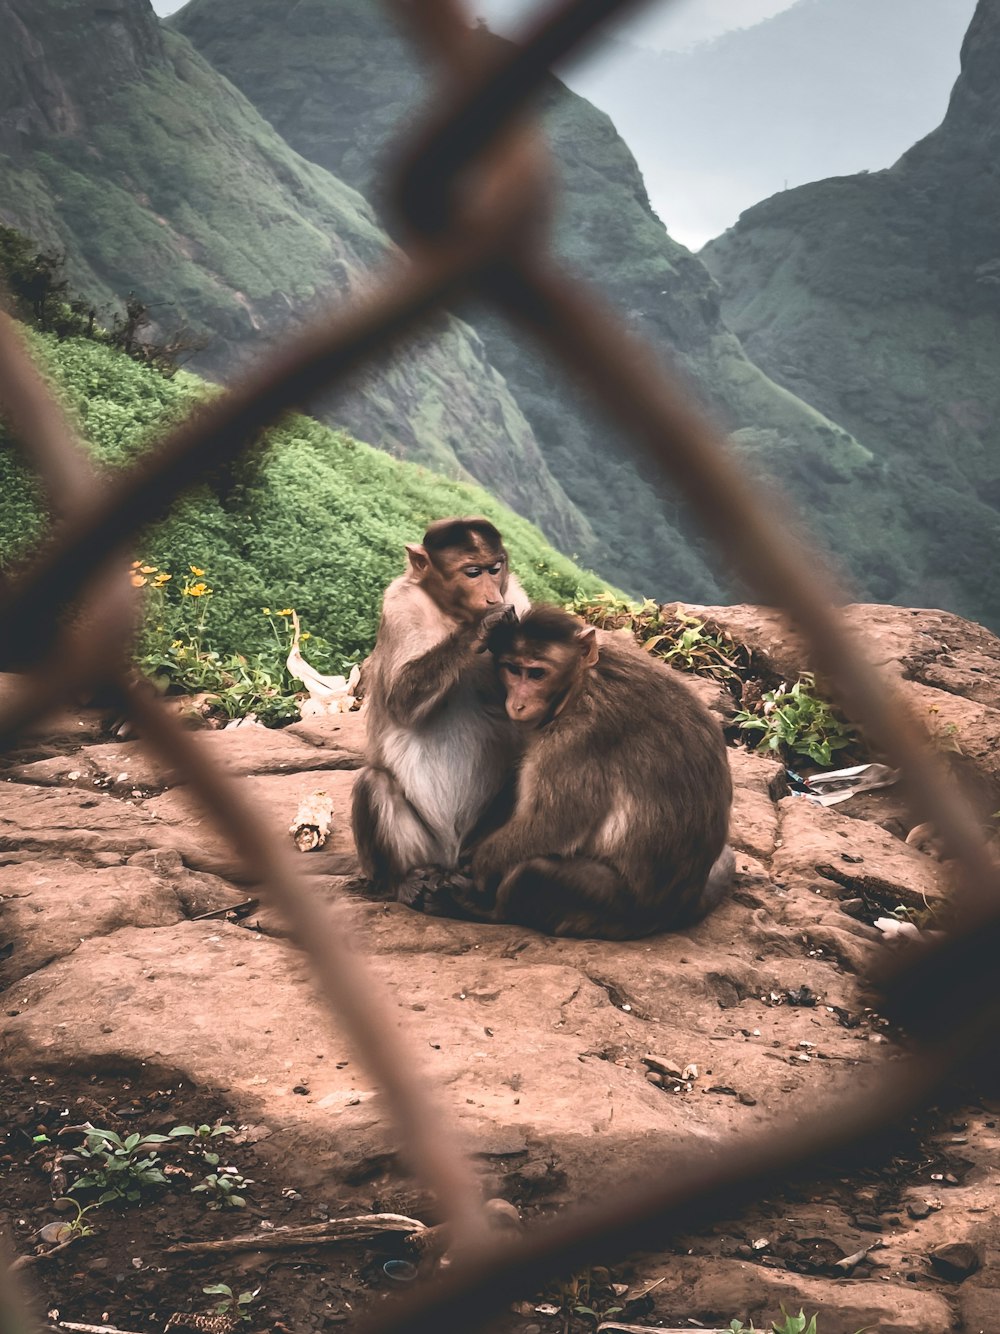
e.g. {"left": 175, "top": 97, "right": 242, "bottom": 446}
{"left": 469, "top": 606, "right": 734, "bottom": 939}
{"left": 351, "top": 517, "right": 529, "bottom": 892}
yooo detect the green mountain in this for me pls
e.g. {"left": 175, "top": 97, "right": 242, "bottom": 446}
{"left": 172, "top": 0, "right": 893, "bottom": 602}
{"left": 703, "top": 0, "right": 1000, "bottom": 626}
{"left": 0, "top": 0, "right": 592, "bottom": 556}
{"left": 1, "top": 328, "right": 607, "bottom": 665}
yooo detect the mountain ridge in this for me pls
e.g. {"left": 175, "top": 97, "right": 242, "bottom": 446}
{"left": 0, "top": 0, "right": 595, "bottom": 556}
{"left": 173, "top": 0, "right": 893, "bottom": 601}
{"left": 703, "top": 0, "right": 1000, "bottom": 626}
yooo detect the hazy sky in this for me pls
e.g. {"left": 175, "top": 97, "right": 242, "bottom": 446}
{"left": 150, "top": 0, "right": 798, "bottom": 46}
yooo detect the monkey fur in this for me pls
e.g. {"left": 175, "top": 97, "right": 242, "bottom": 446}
{"left": 469, "top": 606, "right": 734, "bottom": 939}
{"left": 351, "top": 517, "right": 529, "bottom": 892}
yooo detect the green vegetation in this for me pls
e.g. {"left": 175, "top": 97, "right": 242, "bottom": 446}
{"left": 65, "top": 1128, "right": 171, "bottom": 1205}
{"left": 733, "top": 674, "right": 859, "bottom": 767}
{"left": 570, "top": 593, "right": 746, "bottom": 687}
{"left": 61, "top": 1120, "right": 255, "bottom": 1215}
{"left": 193, "top": 1166, "right": 254, "bottom": 1210}
{"left": 729, "top": 1312, "right": 819, "bottom": 1334}
{"left": 203, "top": 1285, "right": 260, "bottom": 1322}
{"left": 0, "top": 331, "right": 608, "bottom": 677}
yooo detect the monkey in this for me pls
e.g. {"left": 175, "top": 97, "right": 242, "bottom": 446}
{"left": 350, "top": 516, "right": 530, "bottom": 896}
{"left": 465, "top": 606, "right": 735, "bottom": 939}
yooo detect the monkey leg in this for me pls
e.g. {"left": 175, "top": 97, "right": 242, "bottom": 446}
{"left": 351, "top": 766, "right": 443, "bottom": 891}
{"left": 493, "top": 857, "right": 642, "bottom": 940}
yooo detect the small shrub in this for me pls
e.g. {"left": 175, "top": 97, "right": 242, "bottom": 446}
{"left": 569, "top": 594, "right": 745, "bottom": 687}
{"left": 65, "top": 1128, "right": 172, "bottom": 1204}
{"left": 733, "top": 673, "right": 858, "bottom": 767}
{"left": 193, "top": 1165, "right": 254, "bottom": 1210}
{"left": 203, "top": 1284, "right": 259, "bottom": 1321}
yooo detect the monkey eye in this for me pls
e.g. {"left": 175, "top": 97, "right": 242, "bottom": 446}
{"left": 463, "top": 567, "right": 483, "bottom": 579}
{"left": 486, "top": 561, "right": 503, "bottom": 575}
{"left": 526, "top": 667, "right": 546, "bottom": 681}
{"left": 501, "top": 662, "right": 522, "bottom": 677}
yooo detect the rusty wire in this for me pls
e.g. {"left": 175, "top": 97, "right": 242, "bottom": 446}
{"left": 2, "top": 0, "right": 1000, "bottom": 1329}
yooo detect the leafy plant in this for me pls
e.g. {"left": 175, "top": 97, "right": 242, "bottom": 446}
{"left": 136, "top": 565, "right": 306, "bottom": 725}
{"left": 733, "top": 672, "right": 858, "bottom": 766}
{"left": 728, "top": 1312, "right": 819, "bottom": 1334}
{"left": 543, "top": 1265, "right": 624, "bottom": 1323}
{"left": 203, "top": 1284, "right": 260, "bottom": 1321}
{"left": 169, "top": 1123, "right": 236, "bottom": 1142}
{"left": 65, "top": 1127, "right": 173, "bottom": 1204}
{"left": 570, "top": 595, "right": 745, "bottom": 686}
{"left": 193, "top": 1165, "right": 254, "bottom": 1210}
{"left": 772, "top": 1312, "right": 818, "bottom": 1334}
{"left": 49, "top": 1196, "right": 101, "bottom": 1240}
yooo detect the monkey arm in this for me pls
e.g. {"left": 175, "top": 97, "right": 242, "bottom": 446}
{"left": 384, "top": 625, "right": 478, "bottom": 727}
{"left": 470, "top": 777, "right": 591, "bottom": 888}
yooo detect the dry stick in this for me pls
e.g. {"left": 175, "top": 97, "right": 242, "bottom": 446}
{"left": 165, "top": 1214, "right": 427, "bottom": 1256}
{"left": 8, "top": 1237, "right": 81, "bottom": 1273}
{"left": 51, "top": 1324, "right": 145, "bottom": 1334}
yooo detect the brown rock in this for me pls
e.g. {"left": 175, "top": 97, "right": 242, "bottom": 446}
{"left": 928, "top": 1241, "right": 981, "bottom": 1281}
{"left": 773, "top": 798, "right": 948, "bottom": 912}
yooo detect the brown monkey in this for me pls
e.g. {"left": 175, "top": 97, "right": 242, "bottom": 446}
{"left": 469, "top": 606, "right": 734, "bottom": 938}
{"left": 351, "top": 517, "right": 530, "bottom": 894}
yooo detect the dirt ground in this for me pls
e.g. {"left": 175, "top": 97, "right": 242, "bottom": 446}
{"left": 4, "top": 603, "right": 1000, "bottom": 1334}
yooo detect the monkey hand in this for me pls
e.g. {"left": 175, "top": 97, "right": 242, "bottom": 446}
{"left": 474, "top": 602, "right": 518, "bottom": 653}
{"left": 396, "top": 866, "right": 487, "bottom": 920}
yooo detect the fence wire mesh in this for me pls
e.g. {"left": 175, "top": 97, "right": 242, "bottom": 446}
{"left": 2, "top": 0, "right": 999, "bottom": 1331}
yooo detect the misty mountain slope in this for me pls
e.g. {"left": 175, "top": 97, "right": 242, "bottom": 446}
{"left": 0, "top": 0, "right": 593, "bottom": 556}
{"left": 174, "top": 0, "right": 897, "bottom": 602}
{"left": 565, "top": 0, "right": 977, "bottom": 248}
{"left": 703, "top": 0, "right": 1000, "bottom": 626}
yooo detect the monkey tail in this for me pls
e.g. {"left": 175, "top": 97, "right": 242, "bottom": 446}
{"left": 677, "top": 844, "right": 735, "bottom": 926}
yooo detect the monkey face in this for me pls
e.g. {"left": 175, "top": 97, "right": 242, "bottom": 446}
{"left": 491, "top": 614, "right": 600, "bottom": 727}
{"left": 406, "top": 532, "right": 509, "bottom": 624}
{"left": 448, "top": 549, "right": 509, "bottom": 621}
{"left": 498, "top": 649, "right": 572, "bottom": 727}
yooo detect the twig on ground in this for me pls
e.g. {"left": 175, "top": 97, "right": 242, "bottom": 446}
{"left": 165, "top": 1214, "right": 427, "bottom": 1256}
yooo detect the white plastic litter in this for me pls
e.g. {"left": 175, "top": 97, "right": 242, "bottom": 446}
{"left": 286, "top": 611, "right": 360, "bottom": 715}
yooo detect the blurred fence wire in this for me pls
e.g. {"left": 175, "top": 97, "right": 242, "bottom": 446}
{"left": 2, "top": 0, "right": 1000, "bottom": 1330}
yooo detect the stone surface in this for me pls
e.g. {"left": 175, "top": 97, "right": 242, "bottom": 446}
{"left": 3, "top": 615, "right": 999, "bottom": 1330}
{"left": 773, "top": 797, "right": 949, "bottom": 911}
{"left": 680, "top": 601, "right": 1000, "bottom": 809}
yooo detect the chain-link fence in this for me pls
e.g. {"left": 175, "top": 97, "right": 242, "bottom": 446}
{"left": 2, "top": 1, "right": 998, "bottom": 1331}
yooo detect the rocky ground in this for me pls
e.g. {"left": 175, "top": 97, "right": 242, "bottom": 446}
{"left": 3, "top": 604, "right": 1000, "bottom": 1334}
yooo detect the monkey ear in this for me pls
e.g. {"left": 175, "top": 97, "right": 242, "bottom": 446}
{"left": 576, "top": 625, "right": 599, "bottom": 668}
{"left": 405, "top": 544, "right": 431, "bottom": 578}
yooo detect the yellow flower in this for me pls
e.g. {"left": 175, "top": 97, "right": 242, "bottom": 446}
{"left": 301, "top": 632, "right": 311, "bottom": 640}
{"left": 277, "top": 608, "right": 294, "bottom": 617}
{"left": 140, "top": 564, "right": 157, "bottom": 574}
{"left": 261, "top": 607, "right": 271, "bottom": 615}
{"left": 130, "top": 559, "right": 142, "bottom": 569}
{"left": 190, "top": 565, "right": 206, "bottom": 576}
{"left": 130, "top": 574, "right": 147, "bottom": 587}
{"left": 153, "top": 573, "right": 172, "bottom": 587}
{"left": 183, "top": 581, "right": 210, "bottom": 598}
{"left": 171, "top": 640, "right": 183, "bottom": 648}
